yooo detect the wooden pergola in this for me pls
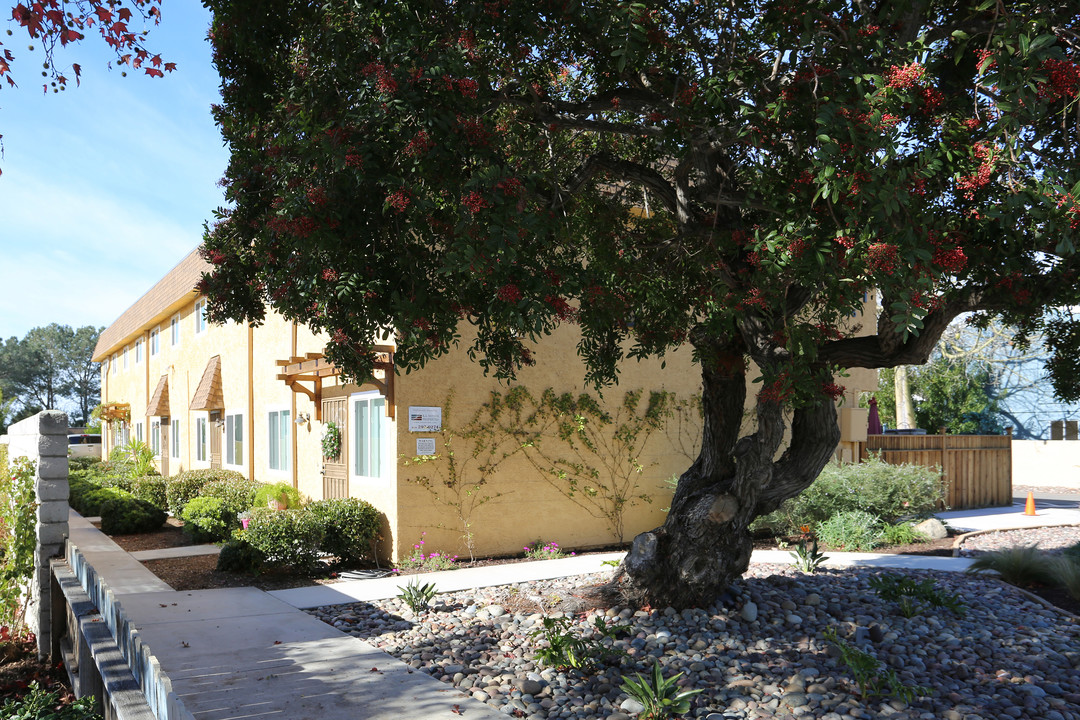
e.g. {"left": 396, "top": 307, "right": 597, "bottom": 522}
{"left": 275, "top": 345, "right": 395, "bottom": 421}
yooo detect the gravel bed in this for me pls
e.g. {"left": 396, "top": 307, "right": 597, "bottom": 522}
{"left": 959, "top": 526, "right": 1080, "bottom": 557}
{"left": 309, "top": 564, "right": 1080, "bottom": 720}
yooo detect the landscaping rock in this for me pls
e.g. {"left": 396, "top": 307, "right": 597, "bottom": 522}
{"left": 914, "top": 518, "right": 948, "bottom": 540}
{"left": 740, "top": 601, "right": 758, "bottom": 622}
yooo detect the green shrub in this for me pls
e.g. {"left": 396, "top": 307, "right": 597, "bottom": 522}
{"left": 99, "top": 496, "right": 166, "bottom": 535}
{"left": 216, "top": 539, "right": 266, "bottom": 573}
{"left": 241, "top": 508, "right": 324, "bottom": 570}
{"left": 166, "top": 469, "right": 246, "bottom": 517}
{"left": 307, "top": 498, "right": 382, "bottom": 565}
{"left": 68, "top": 456, "right": 102, "bottom": 473}
{"left": 816, "top": 510, "right": 884, "bottom": 551}
{"left": 756, "top": 455, "right": 947, "bottom": 535}
{"left": 128, "top": 475, "right": 168, "bottom": 510}
{"left": 199, "top": 476, "right": 263, "bottom": 531}
{"left": 253, "top": 482, "right": 302, "bottom": 510}
{"left": 181, "top": 496, "right": 230, "bottom": 542}
{"left": 967, "top": 545, "right": 1061, "bottom": 587}
{"left": 0, "top": 681, "right": 103, "bottom": 719}
{"left": 880, "top": 521, "right": 928, "bottom": 546}
{"left": 1, "top": 456, "right": 36, "bottom": 631}
{"left": 78, "top": 487, "right": 130, "bottom": 518}
{"left": 1063, "top": 540, "right": 1080, "bottom": 563}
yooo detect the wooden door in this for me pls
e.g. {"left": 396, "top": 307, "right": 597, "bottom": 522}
{"left": 321, "top": 397, "right": 348, "bottom": 499}
{"left": 210, "top": 411, "right": 222, "bottom": 469}
{"left": 159, "top": 421, "right": 169, "bottom": 477}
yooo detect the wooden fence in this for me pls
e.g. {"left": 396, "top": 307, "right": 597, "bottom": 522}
{"left": 861, "top": 431, "right": 1013, "bottom": 510}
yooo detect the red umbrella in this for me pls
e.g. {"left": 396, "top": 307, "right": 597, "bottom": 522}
{"left": 867, "top": 397, "right": 883, "bottom": 435}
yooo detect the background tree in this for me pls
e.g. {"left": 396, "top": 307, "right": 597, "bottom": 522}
{"left": 202, "top": 0, "right": 1080, "bottom": 607}
{"left": 0, "top": 324, "right": 102, "bottom": 425}
{"left": 876, "top": 360, "right": 1005, "bottom": 435}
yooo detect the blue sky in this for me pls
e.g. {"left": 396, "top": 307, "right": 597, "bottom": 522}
{"left": 0, "top": 3, "right": 226, "bottom": 341}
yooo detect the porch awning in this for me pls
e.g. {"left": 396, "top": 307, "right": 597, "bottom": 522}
{"left": 276, "top": 347, "right": 395, "bottom": 420}
{"left": 190, "top": 355, "right": 224, "bottom": 411}
{"left": 146, "top": 375, "right": 170, "bottom": 417}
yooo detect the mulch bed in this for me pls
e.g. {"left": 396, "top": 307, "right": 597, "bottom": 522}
{"left": 0, "top": 629, "right": 77, "bottom": 707}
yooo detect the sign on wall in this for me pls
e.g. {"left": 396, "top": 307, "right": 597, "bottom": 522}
{"left": 416, "top": 438, "right": 437, "bottom": 456}
{"left": 408, "top": 406, "right": 442, "bottom": 432}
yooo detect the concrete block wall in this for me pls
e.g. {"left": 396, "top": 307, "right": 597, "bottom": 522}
{"left": 4, "top": 410, "right": 70, "bottom": 659}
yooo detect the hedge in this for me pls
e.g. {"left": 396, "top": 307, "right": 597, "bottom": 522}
{"left": 307, "top": 498, "right": 382, "bottom": 565}
{"left": 165, "top": 469, "right": 247, "bottom": 517}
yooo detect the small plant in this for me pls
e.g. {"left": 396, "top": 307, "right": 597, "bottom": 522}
{"left": 216, "top": 538, "right": 265, "bottom": 574}
{"left": 530, "top": 615, "right": 626, "bottom": 670}
{"left": 253, "top": 481, "right": 302, "bottom": 510}
{"left": 823, "top": 626, "right": 929, "bottom": 702}
{"left": 789, "top": 525, "right": 828, "bottom": 573}
{"left": 868, "top": 572, "right": 965, "bottom": 617}
{"left": 321, "top": 420, "right": 342, "bottom": 458}
{"left": 121, "top": 439, "right": 156, "bottom": 478}
{"left": 620, "top": 659, "right": 703, "bottom": 720}
{"left": 394, "top": 532, "right": 459, "bottom": 573}
{"left": 398, "top": 578, "right": 438, "bottom": 613}
{"left": 524, "top": 539, "right": 568, "bottom": 560}
{"left": 966, "top": 545, "right": 1061, "bottom": 587}
{"left": 0, "top": 681, "right": 103, "bottom": 719}
{"left": 880, "top": 521, "right": 928, "bottom": 546}
{"left": 816, "top": 510, "right": 884, "bottom": 551}
{"left": 601, "top": 559, "right": 621, "bottom": 569}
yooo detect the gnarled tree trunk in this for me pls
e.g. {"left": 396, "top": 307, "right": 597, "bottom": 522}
{"left": 613, "top": 337, "right": 841, "bottom": 609}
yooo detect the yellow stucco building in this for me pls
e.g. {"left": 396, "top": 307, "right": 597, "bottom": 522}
{"left": 93, "top": 247, "right": 876, "bottom": 561}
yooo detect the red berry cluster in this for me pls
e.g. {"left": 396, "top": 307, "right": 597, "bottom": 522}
{"left": 884, "top": 62, "right": 925, "bottom": 89}
{"left": 387, "top": 189, "right": 410, "bottom": 213}
{"left": 866, "top": 242, "right": 900, "bottom": 274}
{"left": 497, "top": 284, "right": 522, "bottom": 302}
{"left": 462, "top": 191, "right": 487, "bottom": 213}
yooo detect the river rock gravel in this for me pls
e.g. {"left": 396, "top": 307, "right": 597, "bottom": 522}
{"left": 308, "top": 564, "right": 1080, "bottom": 720}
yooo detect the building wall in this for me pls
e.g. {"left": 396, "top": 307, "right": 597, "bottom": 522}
{"left": 95, "top": 255, "right": 880, "bottom": 563}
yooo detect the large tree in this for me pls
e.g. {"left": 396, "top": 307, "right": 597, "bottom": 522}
{"left": 0, "top": 324, "right": 102, "bottom": 425}
{"left": 201, "top": 0, "right": 1080, "bottom": 607}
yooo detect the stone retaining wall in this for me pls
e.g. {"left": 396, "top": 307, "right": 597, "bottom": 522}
{"left": 2, "top": 410, "right": 70, "bottom": 658}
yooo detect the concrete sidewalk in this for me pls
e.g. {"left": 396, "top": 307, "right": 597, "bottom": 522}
{"left": 938, "top": 496, "right": 1080, "bottom": 532}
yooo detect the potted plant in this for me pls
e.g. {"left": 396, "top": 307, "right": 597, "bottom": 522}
{"left": 237, "top": 510, "right": 252, "bottom": 530}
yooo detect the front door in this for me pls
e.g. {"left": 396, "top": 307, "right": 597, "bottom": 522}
{"left": 321, "top": 397, "right": 348, "bottom": 498}
{"left": 209, "top": 411, "right": 222, "bottom": 469}
{"left": 159, "top": 420, "right": 169, "bottom": 476}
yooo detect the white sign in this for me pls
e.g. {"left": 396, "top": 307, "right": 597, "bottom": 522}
{"left": 408, "top": 406, "right": 443, "bottom": 432}
{"left": 416, "top": 438, "right": 437, "bottom": 456}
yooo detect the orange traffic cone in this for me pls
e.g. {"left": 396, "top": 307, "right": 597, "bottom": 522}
{"left": 1024, "top": 491, "right": 1037, "bottom": 516}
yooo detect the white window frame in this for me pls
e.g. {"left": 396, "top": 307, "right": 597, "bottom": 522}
{"left": 171, "top": 313, "right": 181, "bottom": 347}
{"left": 349, "top": 392, "right": 388, "bottom": 481}
{"left": 150, "top": 419, "right": 161, "bottom": 457}
{"left": 224, "top": 411, "right": 245, "bottom": 469}
{"left": 194, "top": 299, "right": 207, "bottom": 335}
{"left": 149, "top": 327, "right": 160, "bottom": 357}
{"left": 123, "top": 345, "right": 129, "bottom": 369}
{"left": 171, "top": 418, "right": 180, "bottom": 459}
{"left": 195, "top": 415, "right": 209, "bottom": 465}
{"left": 110, "top": 354, "right": 117, "bottom": 375}
{"left": 135, "top": 338, "right": 144, "bottom": 364}
{"left": 135, "top": 421, "right": 144, "bottom": 444}
{"left": 267, "top": 408, "right": 291, "bottom": 474}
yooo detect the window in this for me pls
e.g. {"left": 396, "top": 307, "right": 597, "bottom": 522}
{"left": 194, "top": 299, "right": 207, "bottom": 334}
{"left": 171, "top": 419, "right": 180, "bottom": 459}
{"left": 225, "top": 412, "right": 244, "bottom": 466}
{"left": 268, "top": 409, "right": 291, "bottom": 472}
{"left": 150, "top": 327, "right": 160, "bottom": 357}
{"left": 351, "top": 394, "right": 386, "bottom": 478}
{"left": 195, "top": 417, "right": 208, "bottom": 462}
{"left": 135, "top": 338, "right": 143, "bottom": 364}
{"left": 113, "top": 421, "right": 129, "bottom": 449}
{"left": 150, "top": 419, "right": 161, "bottom": 456}
{"left": 135, "top": 421, "right": 144, "bottom": 443}
{"left": 110, "top": 354, "right": 117, "bottom": 374}
{"left": 123, "top": 346, "right": 129, "bottom": 369}
{"left": 171, "top": 314, "right": 181, "bottom": 346}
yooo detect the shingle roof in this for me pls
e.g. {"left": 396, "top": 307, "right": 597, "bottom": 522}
{"left": 146, "top": 375, "right": 170, "bottom": 417}
{"left": 190, "top": 356, "right": 224, "bottom": 411}
{"left": 92, "top": 247, "right": 209, "bottom": 361}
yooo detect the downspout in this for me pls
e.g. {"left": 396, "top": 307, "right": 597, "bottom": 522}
{"left": 248, "top": 323, "right": 255, "bottom": 483}
{"left": 291, "top": 322, "right": 298, "bottom": 491}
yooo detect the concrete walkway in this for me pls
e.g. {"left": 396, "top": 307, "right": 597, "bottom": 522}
{"left": 72, "top": 497, "right": 1080, "bottom": 720}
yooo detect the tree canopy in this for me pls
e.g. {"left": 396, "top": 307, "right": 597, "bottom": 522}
{"left": 201, "top": 0, "right": 1080, "bottom": 606}
{"left": 0, "top": 324, "right": 103, "bottom": 428}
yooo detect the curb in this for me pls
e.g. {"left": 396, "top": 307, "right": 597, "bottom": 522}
{"left": 951, "top": 522, "right": 1080, "bottom": 556}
